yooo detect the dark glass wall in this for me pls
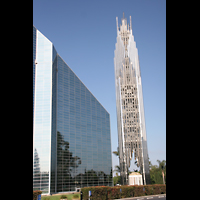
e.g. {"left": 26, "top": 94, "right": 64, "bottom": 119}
{"left": 51, "top": 46, "right": 58, "bottom": 193}
{"left": 56, "top": 55, "right": 112, "bottom": 192}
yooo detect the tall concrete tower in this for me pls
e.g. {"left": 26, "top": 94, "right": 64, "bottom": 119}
{"left": 114, "top": 13, "right": 150, "bottom": 185}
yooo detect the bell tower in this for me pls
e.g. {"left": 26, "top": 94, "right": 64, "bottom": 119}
{"left": 114, "top": 13, "right": 150, "bottom": 185}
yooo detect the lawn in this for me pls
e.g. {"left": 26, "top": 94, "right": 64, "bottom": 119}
{"left": 41, "top": 193, "right": 80, "bottom": 200}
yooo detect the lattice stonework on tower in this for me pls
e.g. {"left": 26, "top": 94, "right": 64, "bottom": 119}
{"left": 114, "top": 13, "right": 150, "bottom": 185}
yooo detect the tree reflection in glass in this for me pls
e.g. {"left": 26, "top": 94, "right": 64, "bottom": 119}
{"left": 57, "top": 131, "right": 81, "bottom": 192}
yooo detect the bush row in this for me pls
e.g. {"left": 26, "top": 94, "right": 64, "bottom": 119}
{"left": 33, "top": 190, "right": 42, "bottom": 200}
{"left": 81, "top": 184, "right": 166, "bottom": 200}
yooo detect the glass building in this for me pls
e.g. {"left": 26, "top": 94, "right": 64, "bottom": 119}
{"left": 114, "top": 14, "right": 150, "bottom": 185}
{"left": 33, "top": 26, "right": 113, "bottom": 194}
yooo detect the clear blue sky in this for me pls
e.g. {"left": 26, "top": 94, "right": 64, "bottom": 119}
{"left": 33, "top": 0, "right": 166, "bottom": 174}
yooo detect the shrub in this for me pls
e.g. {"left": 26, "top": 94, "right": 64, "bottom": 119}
{"left": 152, "top": 184, "right": 161, "bottom": 195}
{"left": 107, "top": 186, "right": 121, "bottom": 199}
{"left": 127, "top": 186, "right": 135, "bottom": 197}
{"left": 73, "top": 194, "right": 79, "bottom": 199}
{"left": 81, "top": 184, "right": 166, "bottom": 199}
{"left": 144, "top": 185, "right": 154, "bottom": 195}
{"left": 120, "top": 186, "right": 135, "bottom": 198}
{"left": 33, "top": 190, "right": 42, "bottom": 200}
{"left": 81, "top": 186, "right": 109, "bottom": 200}
{"left": 134, "top": 185, "right": 145, "bottom": 197}
{"left": 92, "top": 186, "right": 109, "bottom": 200}
{"left": 160, "top": 184, "right": 166, "bottom": 194}
{"left": 60, "top": 194, "right": 67, "bottom": 199}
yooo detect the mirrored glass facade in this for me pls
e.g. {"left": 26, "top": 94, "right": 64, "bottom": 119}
{"left": 33, "top": 26, "right": 113, "bottom": 194}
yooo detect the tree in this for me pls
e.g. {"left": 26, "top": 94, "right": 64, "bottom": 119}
{"left": 157, "top": 160, "right": 166, "bottom": 184}
{"left": 113, "top": 148, "right": 120, "bottom": 173}
{"left": 114, "top": 165, "right": 120, "bottom": 173}
{"left": 149, "top": 160, "right": 166, "bottom": 184}
{"left": 112, "top": 150, "right": 119, "bottom": 157}
{"left": 112, "top": 148, "right": 121, "bottom": 185}
{"left": 57, "top": 131, "right": 81, "bottom": 191}
{"left": 113, "top": 175, "right": 121, "bottom": 185}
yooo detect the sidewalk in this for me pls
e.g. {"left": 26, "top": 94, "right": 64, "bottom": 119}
{"left": 114, "top": 194, "right": 166, "bottom": 200}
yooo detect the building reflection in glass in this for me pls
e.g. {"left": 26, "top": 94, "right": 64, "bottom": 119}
{"left": 33, "top": 148, "right": 50, "bottom": 193}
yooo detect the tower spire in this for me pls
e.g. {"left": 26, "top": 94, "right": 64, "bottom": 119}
{"left": 123, "top": 12, "right": 125, "bottom": 19}
{"left": 130, "top": 15, "right": 132, "bottom": 30}
{"left": 116, "top": 17, "right": 119, "bottom": 32}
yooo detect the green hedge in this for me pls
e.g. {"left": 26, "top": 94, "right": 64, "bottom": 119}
{"left": 33, "top": 190, "right": 42, "bottom": 200}
{"left": 81, "top": 184, "right": 166, "bottom": 200}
